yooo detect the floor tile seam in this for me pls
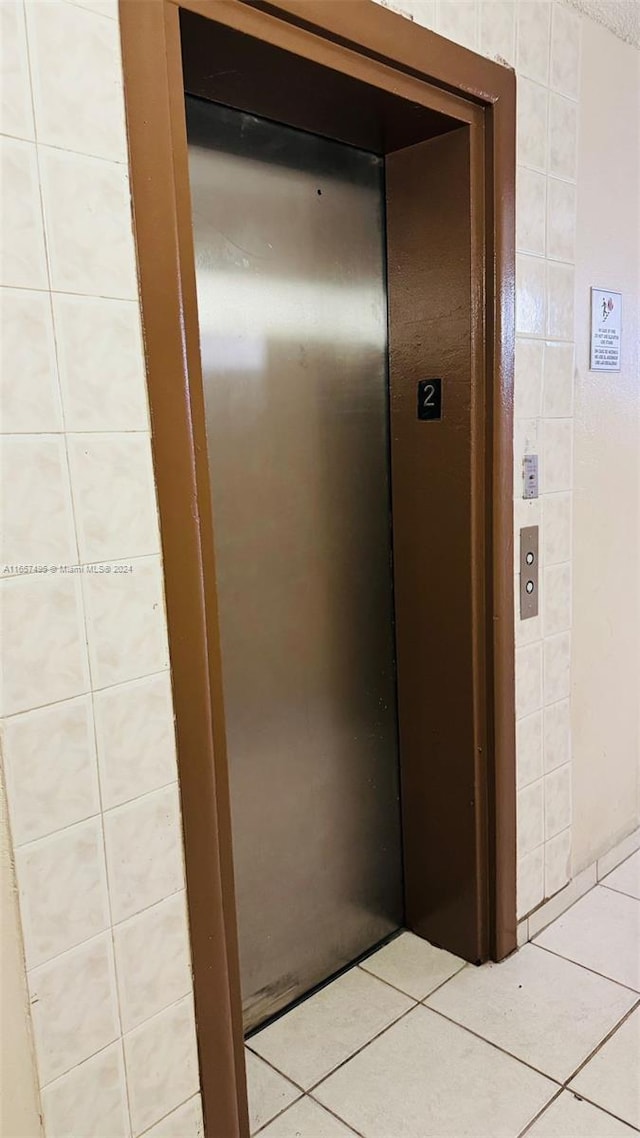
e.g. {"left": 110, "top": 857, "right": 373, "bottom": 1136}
{"left": 305, "top": 1095, "right": 366, "bottom": 1138}
{"left": 526, "top": 874, "right": 636, "bottom": 937}
{"left": 530, "top": 940, "right": 640, "bottom": 994}
{"left": 599, "top": 881, "right": 640, "bottom": 903}
{"left": 562, "top": 997, "right": 640, "bottom": 1088}
{"left": 244, "top": 1048, "right": 308, "bottom": 1096}
{"left": 251, "top": 1091, "right": 365, "bottom": 1138}
{"left": 515, "top": 1085, "right": 565, "bottom": 1138}
{"left": 424, "top": 985, "right": 640, "bottom": 1090}
{"left": 250, "top": 1095, "right": 303, "bottom": 1138}
{"left": 247, "top": 1001, "right": 419, "bottom": 1102}
{"left": 415, "top": 1003, "right": 565, "bottom": 1086}
{"left": 356, "top": 958, "right": 468, "bottom": 1003}
{"left": 304, "top": 1003, "right": 420, "bottom": 1096}
{"left": 250, "top": 999, "right": 640, "bottom": 1138}
{"left": 560, "top": 1086, "right": 640, "bottom": 1134}
{"left": 515, "top": 1083, "right": 640, "bottom": 1138}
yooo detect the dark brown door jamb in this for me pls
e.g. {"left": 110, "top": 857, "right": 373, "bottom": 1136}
{"left": 119, "top": 3, "right": 516, "bottom": 1134}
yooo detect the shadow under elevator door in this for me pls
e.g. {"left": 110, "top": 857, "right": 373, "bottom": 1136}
{"left": 186, "top": 97, "right": 403, "bottom": 1032}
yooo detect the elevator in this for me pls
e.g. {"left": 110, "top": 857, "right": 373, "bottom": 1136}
{"left": 187, "top": 97, "right": 404, "bottom": 1031}
{"left": 122, "top": 4, "right": 516, "bottom": 1122}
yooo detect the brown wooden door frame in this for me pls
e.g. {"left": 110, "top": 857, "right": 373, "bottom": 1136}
{"left": 118, "top": 3, "right": 516, "bottom": 1134}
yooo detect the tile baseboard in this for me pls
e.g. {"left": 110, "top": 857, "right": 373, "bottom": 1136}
{"left": 518, "top": 825, "right": 640, "bottom": 941}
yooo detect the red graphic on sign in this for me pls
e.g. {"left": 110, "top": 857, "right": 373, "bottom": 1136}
{"left": 601, "top": 296, "right": 615, "bottom": 321}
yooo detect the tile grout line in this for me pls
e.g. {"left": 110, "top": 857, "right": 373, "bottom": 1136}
{"left": 357, "top": 957, "right": 468, "bottom": 1003}
{"left": 305, "top": 1002, "right": 420, "bottom": 1095}
{"left": 11, "top": 7, "right": 140, "bottom": 1131}
{"left": 530, "top": 939, "right": 640, "bottom": 996}
{"left": 558, "top": 997, "right": 640, "bottom": 1088}
{"left": 553, "top": 1086, "right": 640, "bottom": 1134}
{"left": 420, "top": 1002, "right": 564, "bottom": 1089}
{"left": 524, "top": 866, "right": 636, "bottom": 938}
{"left": 249, "top": 1087, "right": 304, "bottom": 1138}
{"left": 516, "top": 1085, "right": 565, "bottom": 1138}
{"left": 135, "top": 1093, "right": 200, "bottom": 1138}
{"left": 251, "top": 1091, "right": 363, "bottom": 1138}
{"left": 12, "top": 775, "right": 180, "bottom": 853}
{"left": 246, "top": 917, "right": 639, "bottom": 1129}
{"left": 0, "top": 280, "right": 139, "bottom": 303}
{"left": 251, "top": 1001, "right": 420, "bottom": 1101}
{"left": 24, "top": 882, "right": 187, "bottom": 981}
{"left": 247, "top": 952, "right": 471, "bottom": 1102}
{"left": 599, "top": 881, "right": 640, "bottom": 903}
{"left": 1, "top": 663, "right": 171, "bottom": 721}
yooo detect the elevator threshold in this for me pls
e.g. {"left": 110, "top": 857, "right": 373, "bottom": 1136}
{"left": 245, "top": 928, "right": 404, "bottom": 1042}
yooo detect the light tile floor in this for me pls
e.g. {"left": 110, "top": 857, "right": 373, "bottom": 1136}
{"left": 245, "top": 849, "right": 640, "bottom": 1137}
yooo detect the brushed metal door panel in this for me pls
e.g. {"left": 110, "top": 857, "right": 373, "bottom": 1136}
{"left": 187, "top": 98, "right": 402, "bottom": 1031}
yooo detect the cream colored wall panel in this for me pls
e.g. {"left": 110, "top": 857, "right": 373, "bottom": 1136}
{"left": 142, "top": 1096, "right": 204, "bottom": 1138}
{"left": 25, "top": 0, "right": 127, "bottom": 162}
{"left": 123, "top": 996, "right": 199, "bottom": 1137}
{"left": 113, "top": 891, "right": 192, "bottom": 1032}
{"left": 547, "top": 262, "right": 575, "bottom": 339}
{"left": 41, "top": 1043, "right": 130, "bottom": 1138}
{"left": 82, "top": 555, "right": 170, "bottom": 689}
{"left": 0, "top": 0, "right": 35, "bottom": 142}
{"left": 2, "top": 697, "right": 100, "bottom": 845}
{"left": 53, "top": 295, "right": 149, "bottom": 433}
{"left": 516, "top": 643, "right": 544, "bottom": 718}
{"left": 517, "top": 711, "right": 544, "bottom": 790}
{"left": 541, "top": 492, "right": 572, "bottom": 565}
{"left": 543, "top": 699, "right": 572, "bottom": 773}
{"left": 66, "top": 433, "right": 160, "bottom": 564}
{"left": 15, "top": 817, "right": 110, "bottom": 968}
{"left": 437, "top": 0, "right": 478, "bottom": 48}
{"left": 542, "top": 342, "right": 574, "bottom": 418}
{"left": 517, "top": 1, "right": 552, "bottom": 85}
{"left": 550, "top": 2, "right": 582, "bottom": 97}
{"left": 0, "top": 575, "right": 90, "bottom": 716}
{"left": 517, "top": 845, "right": 545, "bottom": 915}
{"left": 517, "top": 78, "right": 549, "bottom": 171}
{"left": 0, "top": 288, "right": 63, "bottom": 433}
{"left": 0, "top": 137, "right": 48, "bottom": 288}
{"left": 93, "top": 672, "right": 177, "bottom": 810}
{"left": 517, "top": 167, "right": 547, "bottom": 257}
{"left": 517, "top": 779, "right": 545, "bottom": 857}
{"left": 548, "top": 92, "right": 579, "bottom": 180}
{"left": 516, "top": 253, "right": 547, "bottom": 335}
{"left": 0, "top": 2, "right": 196, "bottom": 1128}
{"left": 39, "top": 147, "right": 138, "bottom": 298}
{"left": 571, "top": 16, "right": 640, "bottom": 872}
{"left": 0, "top": 435, "right": 77, "bottom": 567}
{"left": 479, "top": 0, "right": 516, "bottom": 65}
{"left": 542, "top": 418, "right": 573, "bottom": 493}
{"left": 28, "top": 932, "right": 120, "bottom": 1085}
{"left": 515, "top": 338, "right": 544, "bottom": 419}
{"left": 544, "top": 631, "right": 572, "bottom": 704}
{"left": 544, "top": 827, "right": 571, "bottom": 895}
{"left": 103, "top": 784, "right": 184, "bottom": 925}
{"left": 0, "top": 776, "right": 42, "bottom": 1138}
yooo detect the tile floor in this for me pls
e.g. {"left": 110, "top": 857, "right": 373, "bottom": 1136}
{"left": 245, "top": 850, "right": 640, "bottom": 1137}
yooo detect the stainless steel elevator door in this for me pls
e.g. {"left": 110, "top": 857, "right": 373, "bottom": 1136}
{"left": 186, "top": 98, "right": 402, "bottom": 1032}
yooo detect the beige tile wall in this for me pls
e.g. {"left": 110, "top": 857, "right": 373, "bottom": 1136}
{"left": 0, "top": 1, "right": 202, "bottom": 1134}
{"left": 1, "top": 0, "right": 583, "bottom": 1132}
{"left": 379, "top": 0, "right": 580, "bottom": 919}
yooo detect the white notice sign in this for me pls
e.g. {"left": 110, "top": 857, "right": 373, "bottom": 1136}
{"left": 590, "top": 288, "right": 622, "bottom": 371}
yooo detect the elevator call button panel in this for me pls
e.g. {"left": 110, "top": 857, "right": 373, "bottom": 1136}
{"left": 520, "top": 525, "right": 539, "bottom": 620}
{"left": 417, "top": 378, "right": 442, "bottom": 421}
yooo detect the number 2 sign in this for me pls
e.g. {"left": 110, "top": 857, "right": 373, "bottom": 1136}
{"left": 417, "top": 378, "right": 443, "bottom": 421}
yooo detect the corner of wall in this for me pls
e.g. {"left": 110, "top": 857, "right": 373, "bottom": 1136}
{"left": 0, "top": 765, "right": 43, "bottom": 1138}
